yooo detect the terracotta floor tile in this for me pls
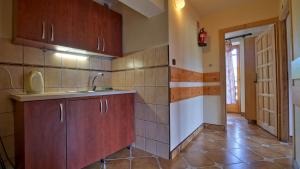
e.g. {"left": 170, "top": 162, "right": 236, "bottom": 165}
{"left": 224, "top": 163, "right": 252, "bottom": 169}
{"left": 132, "top": 157, "right": 159, "bottom": 169}
{"left": 273, "top": 158, "right": 295, "bottom": 169}
{"left": 132, "top": 148, "right": 153, "bottom": 157}
{"left": 205, "top": 150, "right": 242, "bottom": 165}
{"left": 183, "top": 151, "right": 215, "bottom": 168}
{"left": 250, "top": 147, "right": 285, "bottom": 158}
{"left": 269, "top": 144, "right": 293, "bottom": 157}
{"left": 106, "top": 159, "right": 130, "bottom": 169}
{"left": 247, "top": 161, "right": 282, "bottom": 169}
{"left": 229, "top": 148, "right": 264, "bottom": 162}
{"left": 159, "top": 156, "right": 187, "bottom": 169}
{"left": 107, "top": 148, "right": 130, "bottom": 159}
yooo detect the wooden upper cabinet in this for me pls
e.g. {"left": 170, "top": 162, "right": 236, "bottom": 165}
{"left": 15, "top": 0, "right": 48, "bottom": 42}
{"left": 14, "top": 0, "right": 122, "bottom": 57}
{"left": 47, "top": 0, "right": 72, "bottom": 46}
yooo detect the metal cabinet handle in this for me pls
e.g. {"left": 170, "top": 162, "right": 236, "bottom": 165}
{"left": 102, "top": 37, "right": 105, "bottom": 52}
{"left": 42, "top": 21, "right": 46, "bottom": 40}
{"left": 97, "top": 37, "right": 100, "bottom": 51}
{"left": 105, "top": 99, "right": 108, "bottom": 113}
{"left": 100, "top": 99, "right": 103, "bottom": 113}
{"left": 59, "top": 103, "right": 64, "bottom": 123}
{"left": 50, "top": 24, "right": 54, "bottom": 42}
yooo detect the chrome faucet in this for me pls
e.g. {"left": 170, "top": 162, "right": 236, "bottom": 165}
{"left": 91, "top": 72, "right": 104, "bottom": 91}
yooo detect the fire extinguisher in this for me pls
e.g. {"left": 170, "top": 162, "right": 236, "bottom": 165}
{"left": 198, "top": 28, "right": 208, "bottom": 47}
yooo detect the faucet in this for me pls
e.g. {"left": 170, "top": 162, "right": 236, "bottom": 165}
{"left": 91, "top": 72, "right": 104, "bottom": 91}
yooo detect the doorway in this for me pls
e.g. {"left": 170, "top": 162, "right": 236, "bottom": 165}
{"left": 224, "top": 24, "right": 276, "bottom": 134}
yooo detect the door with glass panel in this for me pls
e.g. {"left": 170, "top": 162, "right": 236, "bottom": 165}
{"left": 255, "top": 26, "right": 277, "bottom": 136}
{"left": 226, "top": 44, "right": 241, "bottom": 113}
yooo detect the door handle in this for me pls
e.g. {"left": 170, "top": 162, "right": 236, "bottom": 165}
{"left": 50, "top": 24, "right": 55, "bottom": 42}
{"left": 42, "top": 21, "right": 46, "bottom": 40}
{"left": 100, "top": 99, "right": 103, "bottom": 113}
{"left": 59, "top": 103, "right": 64, "bottom": 123}
{"left": 97, "top": 37, "right": 100, "bottom": 51}
{"left": 102, "top": 37, "right": 105, "bottom": 52}
{"left": 254, "top": 73, "right": 258, "bottom": 83}
{"left": 105, "top": 99, "right": 108, "bottom": 113}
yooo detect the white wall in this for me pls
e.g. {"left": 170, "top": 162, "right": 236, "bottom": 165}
{"left": 113, "top": 0, "right": 168, "bottom": 54}
{"left": 168, "top": 0, "right": 204, "bottom": 150}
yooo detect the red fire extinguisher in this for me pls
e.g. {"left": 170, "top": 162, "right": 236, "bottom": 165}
{"left": 198, "top": 28, "right": 208, "bottom": 47}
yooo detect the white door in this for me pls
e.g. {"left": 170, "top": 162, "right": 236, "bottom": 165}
{"left": 255, "top": 25, "right": 278, "bottom": 136}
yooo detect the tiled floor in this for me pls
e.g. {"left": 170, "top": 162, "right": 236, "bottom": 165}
{"left": 85, "top": 113, "right": 294, "bottom": 169}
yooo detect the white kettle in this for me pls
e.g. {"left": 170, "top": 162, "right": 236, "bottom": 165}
{"left": 25, "top": 71, "right": 44, "bottom": 94}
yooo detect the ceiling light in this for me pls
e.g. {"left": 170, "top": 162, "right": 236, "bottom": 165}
{"left": 175, "top": 0, "right": 185, "bottom": 10}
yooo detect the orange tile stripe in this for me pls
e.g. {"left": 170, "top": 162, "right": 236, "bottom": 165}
{"left": 170, "top": 67, "right": 221, "bottom": 102}
{"left": 170, "top": 67, "right": 220, "bottom": 82}
{"left": 170, "top": 86, "right": 220, "bottom": 102}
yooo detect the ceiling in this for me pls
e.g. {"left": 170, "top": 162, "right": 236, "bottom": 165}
{"left": 190, "top": 0, "right": 250, "bottom": 17}
{"left": 225, "top": 24, "right": 273, "bottom": 39}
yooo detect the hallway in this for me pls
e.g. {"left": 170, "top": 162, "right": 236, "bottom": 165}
{"left": 85, "top": 114, "right": 294, "bottom": 169}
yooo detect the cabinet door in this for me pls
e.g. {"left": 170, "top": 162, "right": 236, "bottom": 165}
{"left": 15, "top": 0, "right": 48, "bottom": 42}
{"left": 67, "top": 98, "right": 105, "bottom": 169}
{"left": 70, "top": 0, "right": 97, "bottom": 51}
{"left": 23, "top": 100, "right": 66, "bottom": 169}
{"left": 47, "top": 0, "right": 72, "bottom": 47}
{"left": 110, "top": 11, "right": 123, "bottom": 57}
{"left": 102, "top": 94, "right": 134, "bottom": 156}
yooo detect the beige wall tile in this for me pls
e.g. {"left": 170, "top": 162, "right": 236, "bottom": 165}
{"left": 62, "top": 69, "right": 77, "bottom": 88}
{"left": 44, "top": 88, "right": 62, "bottom": 92}
{"left": 143, "top": 49, "right": 156, "bottom": 67}
{"left": 156, "top": 124, "right": 169, "bottom": 143}
{"left": 45, "top": 51, "right": 62, "bottom": 67}
{"left": 102, "top": 72, "right": 112, "bottom": 88}
{"left": 144, "top": 104, "right": 156, "bottom": 122}
{"left": 125, "top": 55, "right": 134, "bottom": 69}
{"left": 23, "top": 67, "right": 44, "bottom": 93}
{"left": 155, "top": 87, "right": 169, "bottom": 105}
{"left": 23, "top": 47, "right": 44, "bottom": 66}
{"left": 0, "top": 38, "right": 23, "bottom": 64}
{"left": 135, "top": 136, "right": 146, "bottom": 150}
{"left": 44, "top": 68, "right": 61, "bottom": 88}
{"left": 77, "top": 57, "right": 90, "bottom": 69}
{"left": 145, "top": 121, "right": 157, "bottom": 140}
{"left": 102, "top": 59, "right": 112, "bottom": 71}
{"left": 135, "top": 103, "right": 145, "bottom": 120}
{"left": 155, "top": 67, "right": 168, "bottom": 87}
{"left": 0, "top": 90, "right": 14, "bottom": 113}
{"left": 0, "top": 112, "right": 14, "bottom": 137}
{"left": 134, "top": 69, "right": 145, "bottom": 87}
{"left": 156, "top": 105, "right": 169, "bottom": 125}
{"left": 77, "top": 70, "right": 90, "bottom": 88}
{"left": 155, "top": 46, "right": 169, "bottom": 66}
{"left": 125, "top": 70, "right": 134, "bottom": 87}
{"left": 145, "top": 87, "right": 156, "bottom": 104}
{"left": 0, "top": 65, "right": 23, "bottom": 90}
{"left": 62, "top": 55, "right": 77, "bottom": 68}
{"left": 90, "top": 57, "right": 102, "bottom": 70}
{"left": 145, "top": 139, "right": 157, "bottom": 155}
{"left": 134, "top": 86, "right": 145, "bottom": 103}
{"left": 112, "top": 71, "right": 125, "bottom": 87}
{"left": 134, "top": 52, "right": 144, "bottom": 68}
{"left": 157, "top": 142, "right": 169, "bottom": 159}
{"left": 135, "top": 119, "right": 146, "bottom": 137}
{"left": 145, "top": 68, "right": 156, "bottom": 87}
{"left": 112, "top": 58, "right": 119, "bottom": 71}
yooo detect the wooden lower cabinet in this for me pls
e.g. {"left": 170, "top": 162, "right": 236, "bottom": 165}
{"left": 14, "top": 99, "right": 66, "bottom": 169}
{"left": 14, "top": 94, "right": 134, "bottom": 169}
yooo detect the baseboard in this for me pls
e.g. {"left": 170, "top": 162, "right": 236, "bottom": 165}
{"left": 204, "top": 123, "right": 225, "bottom": 131}
{"left": 170, "top": 124, "right": 204, "bottom": 159}
{"left": 294, "top": 160, "right": 300, "bottom": 169}
{"left": 247, "top": 120, "right": 257, "bottom": 124}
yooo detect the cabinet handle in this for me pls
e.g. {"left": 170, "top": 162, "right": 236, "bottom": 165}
{"left": 102, "top": 37, "right": 105, "bottom": 52}
{"left": 97, "top": 37, "right": 100, "bottom": 51}
{"left": 100, "top": 99, "right": 103, "bottom": 113}
{"left": 42, "top": 21, "right": 46, "bottom": 40}
{"left": 59, "top": 103, "right": 64, "bottom": 123}
{"left": 105, "top": 99, "right": 108, "bottom": 113}
{"left": 50, "top": 24, "right": 55, "bottom": 42}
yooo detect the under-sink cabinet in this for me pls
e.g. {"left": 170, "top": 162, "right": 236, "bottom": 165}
{"left": 13, "top": 93, "right": 134, "bottom": 169}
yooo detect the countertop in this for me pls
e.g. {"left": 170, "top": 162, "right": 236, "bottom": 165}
{"left": 11, "top": 90, "right": 136, "bottom": 102}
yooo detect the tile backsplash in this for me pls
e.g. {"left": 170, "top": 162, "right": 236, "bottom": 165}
{"left": 112, "top": 45, "right": 170, "bottom": 159}
{"left": 0, "top": 38, "right": 112, "bottom": 167}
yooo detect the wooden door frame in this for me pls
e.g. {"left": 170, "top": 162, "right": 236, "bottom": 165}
{"left": 219, "top": 17, "right": 290, "bottom": 141}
